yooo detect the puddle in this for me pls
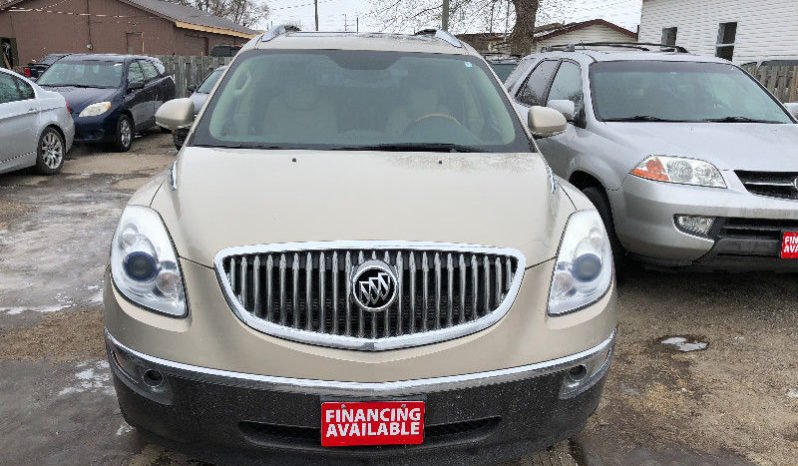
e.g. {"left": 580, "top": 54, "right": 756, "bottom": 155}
{"left": 661, "top": 336, "right": 708, "bottom": 352}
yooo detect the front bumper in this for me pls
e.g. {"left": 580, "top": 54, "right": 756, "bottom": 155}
{"left": 611, "top": 174, "right": 798, "bottom": 269}
{"left": 106, "top": 329, "right": 614, "bottom": 465}
{"left": 72, "top": 112, "right": 118, "bottom": 143}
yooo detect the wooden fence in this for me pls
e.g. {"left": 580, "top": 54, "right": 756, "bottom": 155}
{"left": 154, "top": 55, "right": 232, "bottom": 98}
{"left": 742, "top": 64, "right": 798, "bottom": 103}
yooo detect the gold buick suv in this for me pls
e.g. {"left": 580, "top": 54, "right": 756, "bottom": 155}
{"left": 104, "top": 26, "right": 617, "bottom": 464}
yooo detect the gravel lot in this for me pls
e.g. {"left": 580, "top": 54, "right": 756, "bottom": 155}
{"left": 1, "top": 133, "right": 796, "bottom": 465}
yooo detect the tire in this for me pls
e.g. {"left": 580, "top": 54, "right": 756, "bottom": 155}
{"left": 35, "top": 127, "right": 65, "bottom": 175}
{"left": 112, "top": 115, "right": 134, "bottom": 152}
{"left": 172, "top": 128, "right": 188, "bottom": 150}
{"left": 581, "top": 186, "right": 627, "bottom": 276}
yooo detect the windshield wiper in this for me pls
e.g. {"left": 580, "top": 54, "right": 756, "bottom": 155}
{"left": 331, "top": 143, "right": 486, "bottom": 153}
{"left": 605, "top": 115, "right": 685, "bottom": 122}
{"left": 701, "top": 116, "right": 782, "bottom": 123}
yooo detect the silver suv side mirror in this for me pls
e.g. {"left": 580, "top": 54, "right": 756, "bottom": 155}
{"left": 156, "top": 98, "right": 195, "bottom": 131}
{"left": 528, "top": 106, "right": 567, "bottom": 138}
{"left": 547, "top": 100, "right": 576, "bottom": 122}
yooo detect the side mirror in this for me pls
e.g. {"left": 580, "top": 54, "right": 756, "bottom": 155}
{"left": 156, "top": 98, "right": 195, "bottom": 131}
{"left": 547, "top": 99, "right": 576, "bottom": 122}
{"left": 784, "top": 102, "right": 798, "bottom": 119}
{"left": 187, "top": 84, "right": 196, "bottom": 93}
{"left": 128, "top": 80, "right": 144, "bottom": 91}
{"left": 527, "top": 106, "right": 567, "bottom": 138}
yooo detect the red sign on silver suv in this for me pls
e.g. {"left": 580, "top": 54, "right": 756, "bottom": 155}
{"left": 782, "top": 232, "right": 798, "bottom": 259}
{"left": 321, "top": 401, "right": 425, "bottom": 447}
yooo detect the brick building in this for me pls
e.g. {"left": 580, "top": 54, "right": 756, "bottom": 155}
{"left": 0, "top": 0, "right": 257, "bottom": 68}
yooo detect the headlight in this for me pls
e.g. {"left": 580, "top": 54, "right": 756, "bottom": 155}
{"left": 110, "top": 206, "right": 186, "bottom": 317}
{"left": 79, "top": 101, "right": 112, "bottom": 117}
{"left": 631, "top": 155, "right": 726, "bottom": 188}
{"left": 548, "top": 210, "right": 613, "bottom": 316}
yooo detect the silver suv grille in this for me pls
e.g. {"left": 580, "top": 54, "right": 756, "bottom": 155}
{"left": 736, "top": 171, "right": 798, "bottom": 200}
{"left": 215, "top": 242, "right": 525, "bottom": 351}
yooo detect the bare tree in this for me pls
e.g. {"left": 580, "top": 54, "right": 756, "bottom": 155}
{"left": 369, "top": 0, "right": 571, "bottom": 55}
{"left": 170, "top": 0, "right": 269, "bottom": 28}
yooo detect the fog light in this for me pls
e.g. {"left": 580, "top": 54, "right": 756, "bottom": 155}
{"left": 675, "top": 215, "right": 715, "bottom": 236}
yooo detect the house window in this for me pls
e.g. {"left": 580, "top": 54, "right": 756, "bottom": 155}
{"left": 661, "top": 27, "right": 677, "bottom": 46}
{"left": 716, "top": 22, "right": 737, "bottom": 61}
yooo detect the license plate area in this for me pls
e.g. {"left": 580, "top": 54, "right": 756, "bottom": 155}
{"left": 321, "top": 401, "right": 425, "bottom": 447}
{"left": 782, "top": 232, "right": 798, "bottom": 259}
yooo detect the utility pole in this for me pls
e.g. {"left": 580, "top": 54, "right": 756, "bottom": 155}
{"left": 314, "top": 0, "right": 319, "bottom": 31}
{"left": 343, "top": 14, "right": 347, "bottom": 32}
{"left": 356, "top": 17, "right": 359, "bottom": 33}
{"left": 442, "top": 0, "right": 450, "bottom": 30}
{"left": 489, "top": 0, "right": 495, "bottom": 34}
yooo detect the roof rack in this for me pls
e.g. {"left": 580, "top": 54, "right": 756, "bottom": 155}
{"left": 542, "top": 42, "right": 689, "bottom": 54}
{"left": 413, "top": 28, "right": 463, "bottom": 48}
{"left": 261, "top": 24, "right": 301, "bottom": 42}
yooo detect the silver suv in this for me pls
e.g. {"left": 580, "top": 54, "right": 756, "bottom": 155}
{"left": 506, "top": 43, "right": 798, "bottom": 271}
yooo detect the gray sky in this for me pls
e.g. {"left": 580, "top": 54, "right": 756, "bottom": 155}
{"left": 265, "top": 0, "right": 643, "bottom": 33}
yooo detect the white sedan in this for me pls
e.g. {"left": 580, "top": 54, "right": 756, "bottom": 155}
{"left": 0, "top": 67, "right": 74, "bottom": 175}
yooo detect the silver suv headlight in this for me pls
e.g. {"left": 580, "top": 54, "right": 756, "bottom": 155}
{"left": 548, "top": 210, "right": 613, "bottom": 316}
{"left": 631, "top": 155, "right": 726, "bottom": 188}
{"left": 110, "top": 206, "right": 186, "bottom": 317}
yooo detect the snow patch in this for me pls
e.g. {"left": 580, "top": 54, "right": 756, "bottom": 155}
{"left": 116, "top": 422, "right": 133, "bottom": 436}
{"left": 58, "top": 360, "right": 114, "bottom": 397}
{"left": 1, "top": 304, "right": 69, "bottom": 315}
{"left": 788, "top": 389, "right": 798, "bottom": 399}
{"left": 661, "top": 336, "right": 708, "bottom": 352}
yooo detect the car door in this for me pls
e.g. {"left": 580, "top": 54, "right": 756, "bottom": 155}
{"left": 0, "top": 71, "right": 38, "bottom": 169}
{"left": 138, "top": 59, "right": 160, "bottom": 127}
{"left": 125, "top": 60, "right": 147, "bottom": 129}
{"left": 533, "top": 61, "right": 589, "bottom": 177}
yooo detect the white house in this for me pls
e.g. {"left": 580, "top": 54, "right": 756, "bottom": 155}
{"left": 638, "top": 0, "right": 798, "bottom": 63}
{"left": 534, "top": 19, "right": 638, "bottom": 52}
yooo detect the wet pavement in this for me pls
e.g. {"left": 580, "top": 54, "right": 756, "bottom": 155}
{"left": 1, "top": 132, "right": 795, "bottom": 465}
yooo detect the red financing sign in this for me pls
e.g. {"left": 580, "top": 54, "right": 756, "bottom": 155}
{"left": 782, "top": 232, "right": 798, "bottom": 259}
{"left": 321, "top": 401, "right": 425, "bottom": 447}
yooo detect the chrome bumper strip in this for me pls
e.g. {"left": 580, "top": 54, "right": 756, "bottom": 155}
{"left": 105, "top": 329, "right": 615, "bottom": 397}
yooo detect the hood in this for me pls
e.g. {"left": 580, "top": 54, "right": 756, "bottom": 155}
{"left": 605, "top": 122, "right": 798, "bottom": 171}
{"left": 40, "top": 86, "right": 118, "bottom": 113}
{"left": 151, "top": 149, "right": 573, "bottom": 267}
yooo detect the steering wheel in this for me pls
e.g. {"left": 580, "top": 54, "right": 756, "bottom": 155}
{"left": 412, "top": 113, "right": 462, "bottom": 127}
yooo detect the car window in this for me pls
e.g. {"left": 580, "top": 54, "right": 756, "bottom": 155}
{"left": 140, "top": 60, "right": 158, "bottom": 81}
{"left": 152, "top": 60, "right": 165, "bottom": 76}
{"left": 516, "top": 60, "right": 559, "bottom": 107}
{"left": 591, "top": 61, "right": 792, "bottom": 123}
{"left": 37, "top": 61, "right": 123, "bottom": 88}
{"left": 546, "top": 61, "right": 583, "bottom": 108}
{"left": 196, "top": 68, "right": 224, "bottom": 94}
{"left": 14, "top": 76, "right": 35, "bottom": 100}
{"left": 127, "top": 61, "right": 144, "bottom": 86}
{"left": 193, "top": 50, "right": 532, "bottom": 153}
{"left": 0, "top": 72, "right": 22, "bottom": 104}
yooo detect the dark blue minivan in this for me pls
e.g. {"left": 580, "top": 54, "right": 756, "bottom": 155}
{"left": 37, "top": 54, "right": 175, "bottom": 151}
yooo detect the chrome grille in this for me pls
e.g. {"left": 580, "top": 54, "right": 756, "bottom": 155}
{"left": 215, "top": 242, "right": 525, "bottom": 351}
{"left": 736, "top": 171, "right": 798, "bottom": 200}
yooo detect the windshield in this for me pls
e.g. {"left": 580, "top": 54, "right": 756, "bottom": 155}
{"left": 192, "top": 50, "right": 531, "bottom": 152}
{"left": 590, "top": 61, "right": 792, "bottom": 124}
{"left": 197, "top": 69, "right": 224, "bottom": 94}
{"left": 490, "top": 63, "right": 518, "bottom": 83}
{"left": 38, "top": 61, "right": 123, "bottom": 88}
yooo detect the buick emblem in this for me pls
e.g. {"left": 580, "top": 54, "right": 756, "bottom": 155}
{"left": 351, "top": 260, "right": 398, "bottom": 312}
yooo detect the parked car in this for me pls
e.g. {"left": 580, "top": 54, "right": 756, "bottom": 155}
{"left": 0, "top": 67, "right": 74, "bottom": 175}
{"left": 484, "top": 53, "right": 520, "bottom": 82}
{"left": 210, "top": 44, "right": 241, "bottom": 57}
{"left": 105, "top": 26, "right": 616, "bottom": 463}
{"left": 36, "top": 54, "right": 175, "bottom": 152}
{"left": 23, "top": 53, "right": 71, "bottom": 81}
{"left": 172, "top": 65, "right": 227, "bottom": 149}
{"left": 506, "top": 43, "right": 798, "bottom": 271}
